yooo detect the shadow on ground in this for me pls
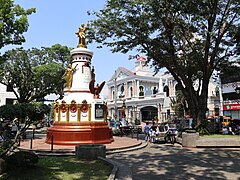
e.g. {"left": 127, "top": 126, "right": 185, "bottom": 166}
{"left": 108, "top": 143, "right": 240, "bottom": 180}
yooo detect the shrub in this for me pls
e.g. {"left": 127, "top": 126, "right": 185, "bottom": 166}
{"left": 5, "top": 151, "right": 39, "bottom": 169}
{"left": 112, "top": 128, "right": 121, "bottom": 136}
{"left": 197, "top": 119, "right": 210, "bottom": 136}
{"left": 0, "top": 158, "right": 6, "bottom": 174}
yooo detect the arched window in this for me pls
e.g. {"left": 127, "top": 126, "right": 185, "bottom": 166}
{"left": 112, "top": 91, "right": 115, "bottom": 100}
{"left": 152, "top": 86, "right": 158, "bottom": 94}
{"left": 119, "top": 84, "right": 125, "bottom": 98}
{"left": 139, "top": 86, "right": 144, "bottom": 96}
{"left": 163, "top": 86, "right": 169, "bottom": 97}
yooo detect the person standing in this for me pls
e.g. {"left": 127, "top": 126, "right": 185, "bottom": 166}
{"left": 144, "top": 122, "right": 150, "bottom": 142}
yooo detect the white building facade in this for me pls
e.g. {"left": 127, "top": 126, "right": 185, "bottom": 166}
{"left": 107, "top": 57, "right": 221, "bottom": 124}
{"left": 0, "top": 83, "right": 17, "bottom": 106}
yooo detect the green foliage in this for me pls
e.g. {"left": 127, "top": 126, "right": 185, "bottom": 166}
{"left": 171, "top": 90, "right": 187, "bottom": 118}
{"left": 0, "top": 157, "right": 112, "bottom": 180}
{"left": 0, "top": 102, "right": 50, "bottom": 122}
{"left": 0, "top": 141, "right": 12, "bottom": 155}
{"left": 0, "top": 44, "right": 71, "bottom": 103}
{"left": 0, "top": 0, "right": 36, "bottom": 49}
{"left": 220, "top": 62, "right": 240, "bottom": 84}
{"left": 89, "top": 0, "right": 240, "bottom": 123}
{"left": 197, "top": 119, "right": 210, "bottom": 136}
{"left": 112, "top": 128, "right": 121, "bottom": 136}
{"left": 0, "top": 102, "right": 50, "bottom": 157}
{"left": 5, "top": 151, "right": 39, "bottom": 168}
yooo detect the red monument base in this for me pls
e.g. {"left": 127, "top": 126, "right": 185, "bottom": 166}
{"left": 45, "top": 122, "right": 114, "bottom": 146}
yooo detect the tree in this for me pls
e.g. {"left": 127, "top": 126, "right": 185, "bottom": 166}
{"left": 170, "top": 90, "right": 187, "bottom": 118}
{"left": 88, "top": 0, "right": 240, "bottom": 125}
{"left": 0, "top": 44, "right": 71, "bottom": 103}
{"left": 219, "top": 60, "right": 240, "bottom": 84}
{"left": 0, "top": 102, "right": 50, "bottom": 157}
{"left": 0, "top": 0, "right": 35, "bottom": 49}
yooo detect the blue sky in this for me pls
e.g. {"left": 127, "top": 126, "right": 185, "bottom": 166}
{"left": 2, "top": 0, "right": 136, "bottom": 96}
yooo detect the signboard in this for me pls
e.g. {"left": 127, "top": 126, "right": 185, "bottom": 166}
{"left": 95, "top": 104, "right": 104, "bottom": 118}
{"left": 223, "top": 104, "right": 240, "bottom": 111}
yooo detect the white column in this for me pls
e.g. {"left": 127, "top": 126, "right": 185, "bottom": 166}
{"left": 159, "top": 78, "right": 163, "bottom": 93}
{"left": 136, "top": 80, "right": 139, "bottom": 96}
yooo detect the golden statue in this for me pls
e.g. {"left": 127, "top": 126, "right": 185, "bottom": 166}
{"left": 64, "top": 64, "right": 78, "bottom": 88}
{"left": 75, "top": 23, "right": 88, "bottom": 48}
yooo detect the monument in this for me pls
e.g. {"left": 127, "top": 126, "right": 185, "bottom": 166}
{"left": 46, "top": 23, "right": 114, "bottom": 145}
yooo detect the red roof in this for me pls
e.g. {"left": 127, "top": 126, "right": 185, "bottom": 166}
{"left": 137, "top": 56, "right": 146, "bottom": 61}
{"left": 119, "top": 67, "right": 135, "bottom": 75}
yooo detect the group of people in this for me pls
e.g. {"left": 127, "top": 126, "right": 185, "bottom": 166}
{"left": 144, "top": 122, "right": 159, "bottom": 142}
{"left": 222, "top": 123, "right": 240, "bottom": 135}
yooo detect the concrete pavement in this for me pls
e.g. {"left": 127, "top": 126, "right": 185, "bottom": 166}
{"left": 19, "top": 129, "right": 240, "bottom": 180}
{"left": 18, "top": 128, "right": 147, "bottom": 180}
{"left": 19, "top": 129, "right": 145, "bottom": 154}
{"left": 108, "top": 142, "right": 240, "bottom": 180}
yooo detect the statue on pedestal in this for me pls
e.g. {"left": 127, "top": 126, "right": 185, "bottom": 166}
{"left": 76, "top": 23, "right": 88, "bottom": 48}
{"left": 64, "top": 64, "right": 78, "bottom": 88}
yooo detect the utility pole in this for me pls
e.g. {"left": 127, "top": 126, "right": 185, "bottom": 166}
{"left": 218, "top": 72, "right": 224, "bottom": 116}
{"left": 114, "top": 70, "right": 118, "bottom": 120}
{"left": 213, "top": 71, "right": 224, "bottom": 117}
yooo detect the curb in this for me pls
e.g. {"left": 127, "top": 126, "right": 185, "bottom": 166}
{"left": 18, "top": 140, "right": 148, "bottom": 180}
{"left": 107, "top": 141, "right": 148, "bottom": 154}
{"left": 98, "top": 157, "right": 118, "bottom": 180}
{"left": 18, "top": 140, "right": 148, "bottom": 156}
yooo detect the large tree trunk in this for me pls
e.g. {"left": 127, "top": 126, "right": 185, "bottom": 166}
{"left": 182, "top": 83, "right": 209, "bottom": 128}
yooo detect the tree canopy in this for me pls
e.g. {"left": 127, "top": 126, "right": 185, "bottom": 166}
{"left": 89, "top": 0, "right": 240, "bottom": 124}
{"left": 0, "top": 0, "right": 35, "bottom": 49}
{"left": 0, "top": 44, "right": 71, "bottom": 103}
{"left": 0, "top": 102, "right": 50, "bottom": 122}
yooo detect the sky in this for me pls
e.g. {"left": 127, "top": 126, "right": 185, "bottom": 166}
{"left": 1, "top": 0, "right": 136, "bottom": 97}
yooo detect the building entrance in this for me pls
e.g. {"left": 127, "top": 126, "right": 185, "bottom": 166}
{"left": 141, "top": 106, "right": 158, "bottom": 122}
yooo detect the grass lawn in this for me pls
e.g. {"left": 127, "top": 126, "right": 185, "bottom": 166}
{"left": 202, "top": 134, "right": 240, "bottom": 138}
{"left": 0, "top": 156, "right": 112, "bottom": 180}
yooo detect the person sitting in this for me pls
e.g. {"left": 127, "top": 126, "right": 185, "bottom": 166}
{"left": 222, "top": 126, "right": 228, "bottom": 135}
{"left": 228, "top": 126, "right": 234, "bottom": 135}
{"left": 149, "top": 127, "right": 157, "bottom": 143}
{"left": 236, "top": 124, "right": 240, "bottom": 135}
{"left": 156, "top": 125, "right": 160, "bottom": 136}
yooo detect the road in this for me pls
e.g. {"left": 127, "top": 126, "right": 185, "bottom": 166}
{"left": 108, "top": 143, "right": 240, "bottom": 180}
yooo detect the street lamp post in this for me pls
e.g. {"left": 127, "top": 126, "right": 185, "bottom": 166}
{"left": 122, "top": 99, "right": 126, "bottom": 118}
{"left": 114, "top": 71, "right": 117, "bottom": 120}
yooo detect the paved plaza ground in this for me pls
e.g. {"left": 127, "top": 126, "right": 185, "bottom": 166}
{"left": 108, "top": 143, "right": 240, "bottom": 180}
{"left": 19, "top": 129, "right": 142, "bottom": 152}
{"left": 19, "top": 129, "right": 240, "bottom": 180}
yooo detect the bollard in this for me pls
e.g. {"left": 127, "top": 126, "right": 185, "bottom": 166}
{"left": 51, "top": 134, "right": 54, "bottom": 151}
{"left": 131, "top": 128, "right": 134, "bottom": 138}
{"left": 33, "top": 129, "right": 35, "bottom": 139}
{"left": 18, "top": 136, "right": 21, "bottom": 146}
{"left": 137, "top": 129, "right": 139, "bottom": 140}
{"left": 30, "top": 138, "right": 33, "bottom": 149}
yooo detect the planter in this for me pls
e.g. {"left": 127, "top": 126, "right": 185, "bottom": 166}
{"left": 75, "top": 144, "right": 106, "bottom": 160}
{"left": 185, "top": 129, "right": 197, "bottom": 133}
{"left": 182, "top": 132, "right": 199, "bottom": 147}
